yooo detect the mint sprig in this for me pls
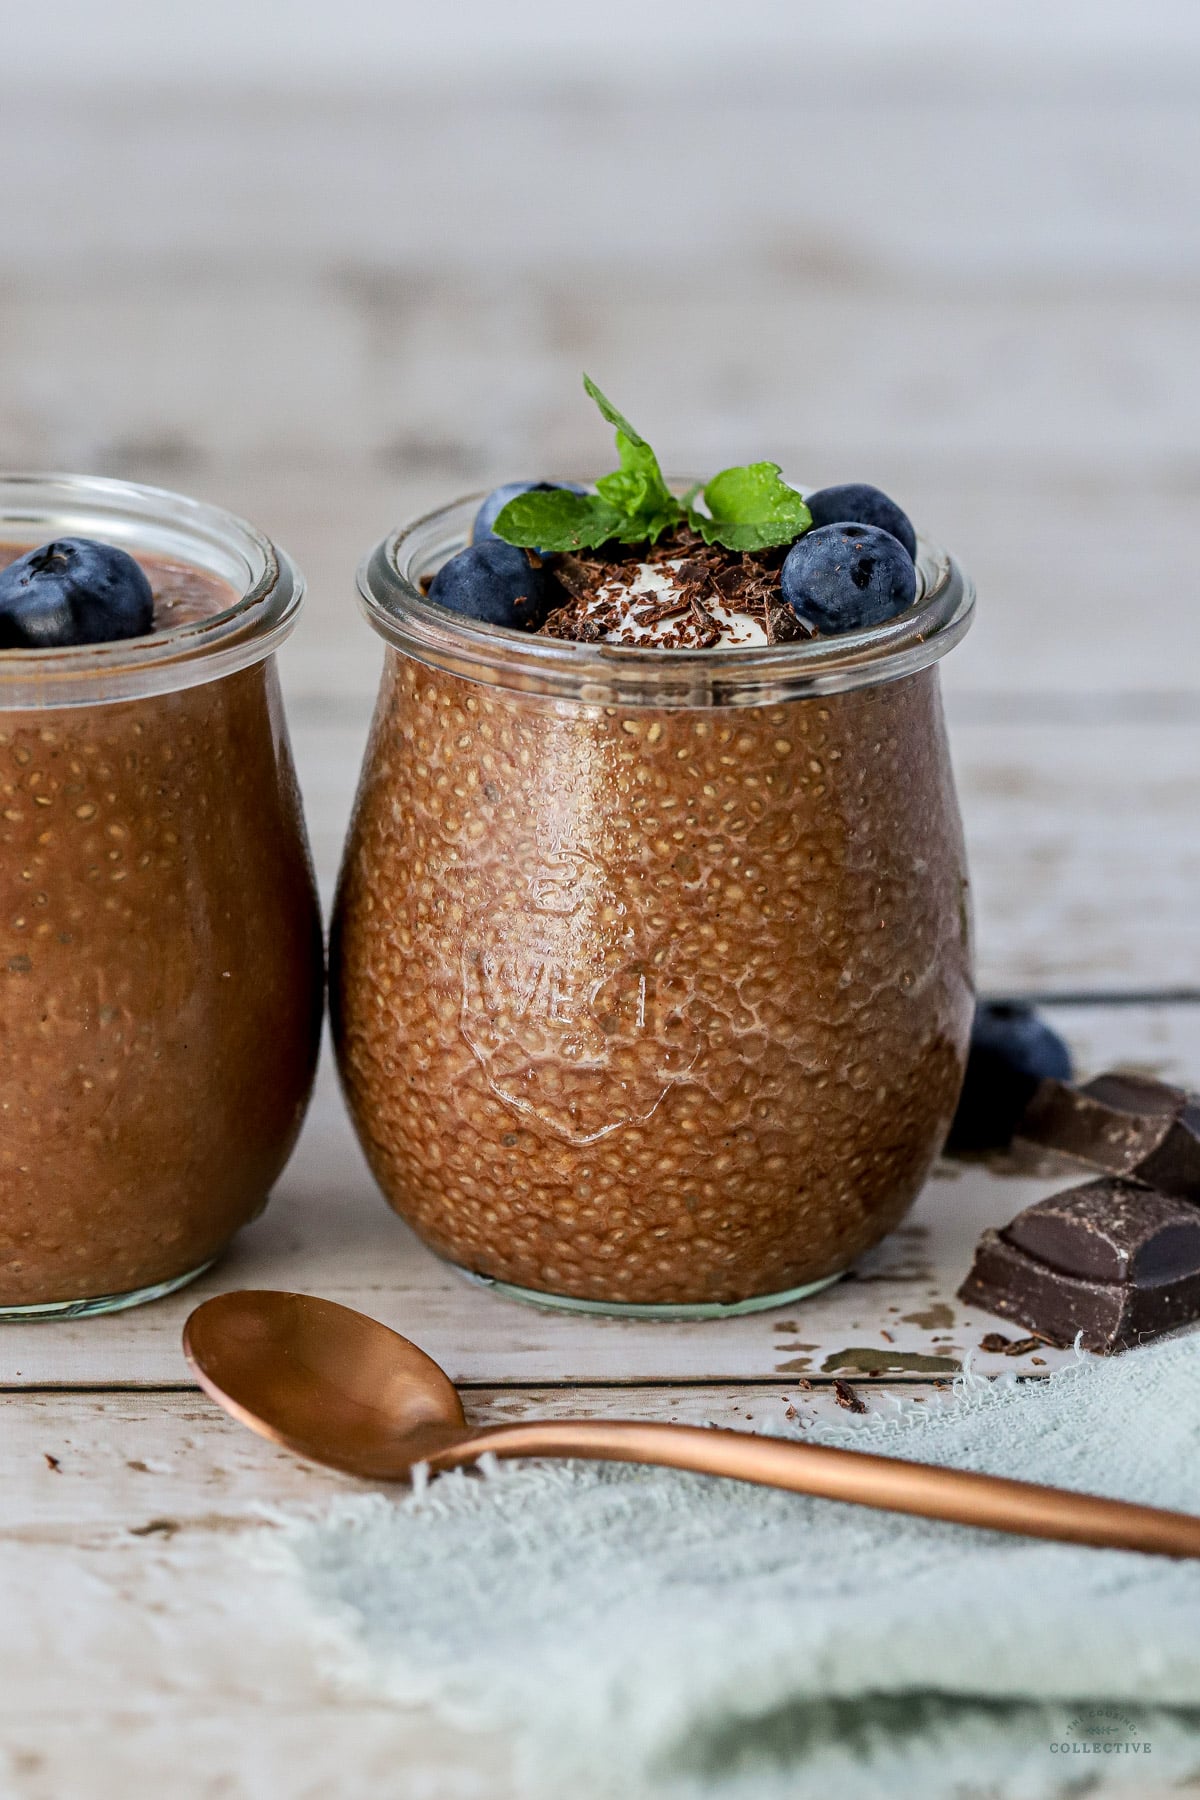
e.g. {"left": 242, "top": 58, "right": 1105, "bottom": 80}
{"left": 492, "top": 377, "right": 809, "bottom": 554}
{"left": 584, "top": 375, "right": 686, "bottom": 545}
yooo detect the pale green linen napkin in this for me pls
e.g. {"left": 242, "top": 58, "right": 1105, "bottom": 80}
{"left": 274, "top": 1334, "right": 1200, "bottom": 1799}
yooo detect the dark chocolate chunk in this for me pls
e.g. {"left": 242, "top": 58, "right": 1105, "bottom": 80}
{"left": 1006, "top": 1177, "right": 1200, "bottom": 1284}
{"left": 1019, "top": 1070, "right": 1200, "bottom": 1200}
{"left": 958, "top": 1177, "right": 1200, "bottom": 1353}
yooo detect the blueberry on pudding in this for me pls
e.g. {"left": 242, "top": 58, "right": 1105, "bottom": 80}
{"left": 0, "top": 538, "right": 154, "bottom": 648}
{"left": 802, "top": 482, "right": 917, "bottom": 561}
{"left": 780, "top": 522, "right": 917, "bottom": 634}
{"left": 428, "top": 539, "right": 554, "bottom": 631}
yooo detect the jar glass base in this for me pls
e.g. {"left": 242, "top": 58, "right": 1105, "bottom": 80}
{"left": 0, "top": 1258, "right": 216, "bottom": 1323}
{"left": 457, "top": 1266, "right": 843, "bottom": 1321}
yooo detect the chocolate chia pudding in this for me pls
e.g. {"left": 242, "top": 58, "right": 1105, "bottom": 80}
{"left": 333, "top": 471, "right": 975, "bottom": 1315}
{"left": 0, "top": 477, "right": 323, "bottom": 1316}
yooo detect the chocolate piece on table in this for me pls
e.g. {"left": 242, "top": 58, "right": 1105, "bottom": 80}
{"left": 978, "top": 1332, "right": 1046, "bottom": 1357}
{"left": 958, "top": 1176, "right": 1200, "bottom": 1353}
{"left": 1018, "top": 1070, "right": 1200, "bottom": 1200}
{"left": 1006, "top": 1178, "right": 1200, "bottom": 1283}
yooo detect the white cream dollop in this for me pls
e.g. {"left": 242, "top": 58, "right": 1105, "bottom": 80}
{"left": 580, "top": 561, "right": 768, "bottom": 648}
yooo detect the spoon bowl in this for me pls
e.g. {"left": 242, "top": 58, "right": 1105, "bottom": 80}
{"left": 184, "top": 1289, "right": 468, "bottom": 1477}
{"left": 184, "top": 1289, "right": 1200, "bottom": 1558}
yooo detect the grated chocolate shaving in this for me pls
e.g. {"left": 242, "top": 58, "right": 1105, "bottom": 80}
{"left": 766, "top": 597, "right": 812, "bottom": 645}
{"left": 535, "top": 523, "right": 811, "bottom": 649}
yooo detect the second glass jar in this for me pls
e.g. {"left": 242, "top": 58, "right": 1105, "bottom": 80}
{"left": 0, "top": 475, "right": 324, "bottom": 1318}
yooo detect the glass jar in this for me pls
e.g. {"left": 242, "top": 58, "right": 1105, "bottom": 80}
{"left": 333, "top": 494, "right": 975, "bottom": 1318}
{"left": 0, "top": 475, "right": 324, "bottom": 1318}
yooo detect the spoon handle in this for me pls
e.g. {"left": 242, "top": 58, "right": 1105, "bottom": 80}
{"left": 428, "top": 1419, "right": 1200, "bottom": 1559}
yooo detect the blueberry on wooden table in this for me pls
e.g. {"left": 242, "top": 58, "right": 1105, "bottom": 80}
{"left": 780, "top": 521, "right": 917, "bottom": 633}
{"left": 472, "top": 481, "right": 586, "bottom": 548}
{"left": 803, "top": 482, "right": 917, "bottom": 561}
{"left": 0, "top": 538, "right": 154, "bottom": 649}
{"left": 427, "top": 539, "right": 554, "bottom": 631}
{"left": 947, "top": 1001, "right": 1074, "bottom": 1154}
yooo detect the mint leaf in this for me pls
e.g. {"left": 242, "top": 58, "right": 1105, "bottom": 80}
{"left": 581, "top": 374, "right": 650, "bottom": 447}
{"left": 689, "top": 462, "right": 811, "bottom": 552}
{"left": 594, "top": 455, "right": 683, "bottom": 544}
{"left": 492, "top": 490, "right": 626, "bottom": 553}
{"left": 584, "top": 374, "right": 684, "bottom": 544}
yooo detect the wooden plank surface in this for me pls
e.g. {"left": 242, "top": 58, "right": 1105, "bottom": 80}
{"left": 4, "top": 1001, "right": 1195, "bottom": 1390}
{"left": 0, "top": 1384, "right": 1188, "bottom": 1800}
{"left": 0, "top": 1386, "right": 513, "bottom": 1800}
{"left": 2, "top": 68, "right": 1199, "bottom": 1800}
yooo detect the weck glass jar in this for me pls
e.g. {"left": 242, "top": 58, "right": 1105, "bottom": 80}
{"left": 0, "top": 474, "right": 324, "bottom": 1318}
{"left": 332, "top": 492, "right": 975, "bottom": 1317}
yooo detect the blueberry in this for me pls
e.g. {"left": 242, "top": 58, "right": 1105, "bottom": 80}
{"left": 780, "top": 522, "right": 916, "bottom": 634}
{"left": 804, "top": 483, "right": 917, "bottom": 561}
{"left": 0, "top": 538, "right": 154, "bottom": 650}
{"left": 472, "top": 481, "right": 586, "bottom": 551}
{"left": 947, "top": 1002, "right": 1074, "bottom": 1153}
{"left": 427, "top": 540, "right": 553, "bottom": 631}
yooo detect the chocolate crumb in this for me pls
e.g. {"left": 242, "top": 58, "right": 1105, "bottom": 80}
{"left": 43, "top": 1453, "right": 61, "bottom": 1472}
{"left": 880, "top": 1329, "right": 895, "bottom": 1343}
{"left": 979, "top": 1331, "right": 1049, "bottom": 1356}
{"left": 834, "top": 1379, "right": 867, "bottom": 1414}
{"left": 553, "top": 554, "right": 597, "bottom": 601}
{"left": 765, "top": 597, "right": 812, "bottom": 645}
{"left": 687, "top": 594, "right": 723, "bottom": 649}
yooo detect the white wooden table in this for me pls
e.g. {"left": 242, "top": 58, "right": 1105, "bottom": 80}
{"left": 2, "top": 69, "right": 1199, "bottom": 1798}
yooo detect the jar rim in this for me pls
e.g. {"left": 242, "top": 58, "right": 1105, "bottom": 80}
{"left": 357, "top": 484, "right": 974, "bottom": 709}
{"left": 0, "top": 472, "right": 303, "bottom": 708}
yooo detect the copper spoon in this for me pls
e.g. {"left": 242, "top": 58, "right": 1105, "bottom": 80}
{"left": 183, "top": 1290, "right": 1200, "bottom": 1558}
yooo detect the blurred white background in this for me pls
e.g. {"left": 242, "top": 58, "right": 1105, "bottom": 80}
{"left": 5, "top": 0, "right": 1200, "bottom": 84}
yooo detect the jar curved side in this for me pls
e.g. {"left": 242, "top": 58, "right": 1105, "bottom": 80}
{"left": 331, "top": 651, "right": 972, "bottom": 1310}
{"left": 0, "top": 657, "right": 324, "bottom": 1311}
